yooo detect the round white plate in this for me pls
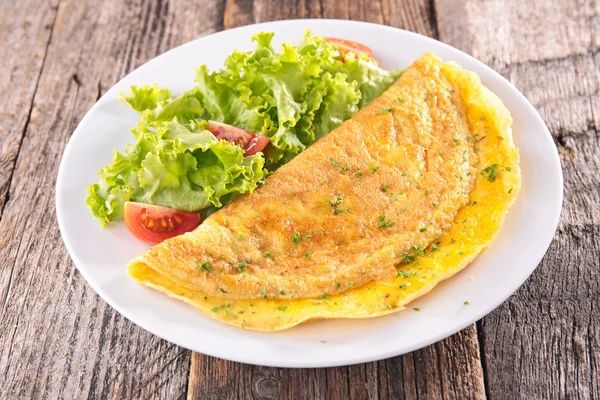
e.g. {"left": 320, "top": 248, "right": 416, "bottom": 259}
{"left": 56, "top": 19, "right": 562, "bottom": 368}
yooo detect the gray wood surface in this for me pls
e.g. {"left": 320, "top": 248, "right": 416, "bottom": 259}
{"left": 0, "top": 0, "right": 597, "bottom": 399}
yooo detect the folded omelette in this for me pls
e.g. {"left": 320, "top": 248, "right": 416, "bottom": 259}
{"left": 128, "top": 53, "right": 520, "bottom": 331}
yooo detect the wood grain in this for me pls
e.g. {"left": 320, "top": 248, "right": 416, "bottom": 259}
{"left": 0, "top": 0, "right": 58, "bottom": 219}
{"left": 0, "top": 0, "right": 597, "bottom": 398}
{"left": 436, "top": 0, "right": 600, "bottom": 398}
{"left": 0, "top": 0, "right": 224, "bottom": 398}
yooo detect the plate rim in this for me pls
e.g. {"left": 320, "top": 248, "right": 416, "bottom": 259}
{"left": 56, "top": 18, "right": 563, "bottom": 368}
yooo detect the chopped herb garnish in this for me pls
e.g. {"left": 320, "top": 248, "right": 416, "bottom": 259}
{"left": 354, "top": 171, "right": 363, "bottom": 178}
{"left": 419, "top": 226, "right": 427, "bottom": 232}
{"left": 304, "top": 250, "right": 312, "bottom": 258}
{"left": 333, "top": 208, "right": 349, "bottom": 214}
{"left": 384, "top": 304, "right": 392, "bottom": 309}
{"left": 399, "top": 284, "right": 407, "bottom": 289}
{"left": 277, "top": 306, "right": 289, "bottom": 311}
{"left": 377, "top": 215, "right": 396, "bottom": 228}
{"left": 237, "top": 234, "right": 244, "bottom": 241}
{"left": 453, "top": 139, "right": 460, "bottom": 145}
{"left": 264, "top": 251, "right": 271, "bottom": 258}
{"left": 401, "top": 252, "right": 414, "bottom": 265}
{"left": 336, "top": 283, "right": 341, "bottom": 289}
{"left": 430, "top": 243, "right": 439, "bottom": 252}
{"left": 381, "top": 107, "right": 395, "bottom": 112}
{"left": 259, "top": 289, "right": 268, "bottom": 299}
{"left": 219, "top": 288, "right": 228, "bottom": 294}
{"left": 505, "top": 166, "right": 512, "bottom": 171}
{"left": 450, "top": 238, "right": 456, "bottom": 243}
{"left": 481, "top": 164, "right": 499, "bottom": 182}
{"left": 396, "top": 269, "right": 417, "bottom": 278}
{"left": 398, "top": 97, "right": 404, "bottom": 103}
{"left": 292, "top": 232, "right": 301, "bottom": 244}
{"left": 280, "top": 290, "right": 287, "bottom": 295}
{"left": 508, "top": 188, "right": 513, "bottom": 194}
{"left": 424, "top": 190, "right": 429, "bottom": 196}
{"left": 321, "top": 294, "right": 329, "bottom": 299}
{"left": 212, "top": 307, "right": 220, "bottom": 313}
{"left": 368, "top": 165, "right": 379, "bottom": 173}
{"left": 196, "top": 261, "right": 213, "bottom": 272}
{"left": 464, "top": 301, "right": 470, "bottom": 305}
{"left": 341, "top": 164, "right": 350, "bottom": 172}
{"left": 472, "top": 201, "right": 478, "bottom": 206}
{"left": 413, "top": 307, "right": 420, "bottom": 311}
{"left": 381, "top": 183, "right": 389, "bottom": 192}
{"left": 347, "top": 282, "right": 354, "bottom": 287}
{"left": 327, "top": 195, "right": 342, "bottom": 208}
{"left": 329, "top": 158, "right": 340, "bottom": 167}
{"left": 412, "top": 246, "right": 425, "bottom": 256}
{"left": 237, "top": 260, "right": 247, "bottom": 273}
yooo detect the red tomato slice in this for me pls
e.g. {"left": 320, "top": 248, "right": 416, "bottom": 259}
{"left": 325, "top": 37, "right": 373, "bottom": 58}
{"left": 123, "top": 202, "right": 201, "bottom": 244}
{"left": 206, "top": 120, "right": 270, "bottom": 157}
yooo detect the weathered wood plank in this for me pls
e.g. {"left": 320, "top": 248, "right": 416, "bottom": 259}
{"left": 435, "top": 0, "right": 600, "bottom": 398}
{"left": 0, "top": 0, "right": 225, "bottom": 398}
{"left": 188, "top": 1, "right": 486, "bottom": 399}
{"left": 0, "top": 0, "right": 58, "bottom": 218}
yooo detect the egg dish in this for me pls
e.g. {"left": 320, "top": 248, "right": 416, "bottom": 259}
{"left": 128, "top": 52, "right": 520, "bottom": 331}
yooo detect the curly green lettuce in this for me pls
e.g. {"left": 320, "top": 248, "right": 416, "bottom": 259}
{"left": 87, "top": 30, "right": 401, "bottom": 225}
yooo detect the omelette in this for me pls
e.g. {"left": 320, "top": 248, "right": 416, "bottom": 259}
{"left": 128, "top": 53, "right": 520, "bottom": 331}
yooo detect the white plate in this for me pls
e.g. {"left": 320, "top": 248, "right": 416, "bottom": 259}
{"left": 56, "top": 19, "right": 562, "bottom": 368}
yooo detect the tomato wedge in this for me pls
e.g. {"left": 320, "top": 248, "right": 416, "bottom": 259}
{"left": 206, "top": 120, "right": 270, "bottom": 157}
{"left": 325, "top": 37, "right": 373, "bottom": 58}
{"left": 123, "top": 202, "right": 201, "bottom": 244}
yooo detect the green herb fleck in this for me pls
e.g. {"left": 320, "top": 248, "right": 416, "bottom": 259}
{"left": 464, "top": 301, "right": 470, "bottom": 305}
{"left": 381, "top": 183, "right": 389, "bottom": 192}
{"left": 381, "top": 107, "right": 395, "bottom": 112}
{"left": 304, "top": 250, "right": 312, "bottom": 259}
{"left": 277, "top": 305, "right": 289, "bottom": 311}
{"left": 219, "top": 288, "right": 228, "bottom": 294}
{"left": 292, "top": 232, "right": 301, "bottom": 244}
{"left": 377, "top": 215, "right": 396, "bottom": 228}
{"left": 419, "top": 226, "right": 427, "bottom": 232}
{"left": 196, "top": 261, "right": 213, "bottom": 272}
{"left": 508, "top": 188, "right": 513, "bottom": 194}
{"left": 347, "top": 282, "right": 355, "bottom": 287}
{"left": 399, "top": 284, "right": 407, "bottom": 289}
{"left": 264, "top": 251, "right": 271, "bottom": 258}
{"left": 412, "top": 246, "right": 425, "bottom": 256}
{"left": 481, "top": 164, "right": 499, "bottom": 182}
{"left": 329, "top": 158, "right": 340, "bottom": 167}
{"left": 259, "top": 289, "right": 268, "bottom": 299}
{"left": 384, "top": 304, "right": 392, "bottom": 309}
{"left": 413, "top": 307, "right": 420, "bottom": 312}
{"left": 453, "top": 139, "right": 460, "bottom": 145}
{"left": 368, "top": 165, "right": 380, "bottom": 173}
{"left": 401, "top": 252, "right": 414, "bottom": 264}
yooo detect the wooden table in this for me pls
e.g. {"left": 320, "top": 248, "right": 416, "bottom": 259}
{"left": 1, "top": 0, "right": 598, "bottom": 398}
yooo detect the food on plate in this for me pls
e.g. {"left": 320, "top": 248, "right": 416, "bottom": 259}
{"left": 86, "top": 31, "right": 400, "bottom": 226}
{"left": 128, "top": 52, "right": 521, "bottom": 331}
{"left": 123, "top": 202, "right": 202, "bottom": 244}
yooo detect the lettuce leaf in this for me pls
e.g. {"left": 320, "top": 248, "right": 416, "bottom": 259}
{"left": 87, "top": 30, "right": 399, "bottom": 225}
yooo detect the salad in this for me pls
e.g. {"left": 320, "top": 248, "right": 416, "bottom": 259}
{"left": 86, "top": 30, "right": 401, "bottom": 242}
